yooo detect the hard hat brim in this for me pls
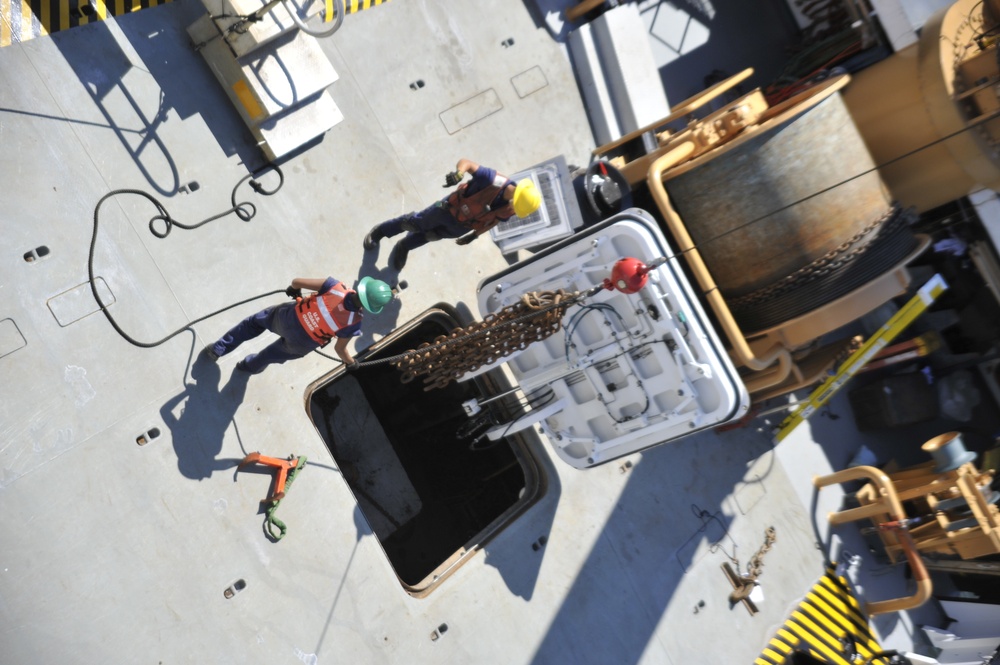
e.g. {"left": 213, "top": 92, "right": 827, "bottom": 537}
{"left": 512, "top": 179, "right": 541, "bottom": 218}
{"left": 357, "top": 276, "right": 385, "bottom": 314}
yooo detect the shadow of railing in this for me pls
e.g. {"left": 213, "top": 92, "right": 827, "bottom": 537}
{"left": 526, "top": 425, "right": 776, "bottom": 664}
{"left": 44, "top": 2, "right": 264, "bottom": 195}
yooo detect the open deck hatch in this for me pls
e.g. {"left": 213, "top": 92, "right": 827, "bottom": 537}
{"left": 306, "top": 305, "right": 544, "bottom": 595}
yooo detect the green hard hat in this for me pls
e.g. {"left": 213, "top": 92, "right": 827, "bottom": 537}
{"left": 357, "top": 276, "right": 393, "bottom": 314}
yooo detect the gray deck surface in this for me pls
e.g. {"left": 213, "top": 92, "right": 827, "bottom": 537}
{"left": 0, "top": 0, "right": 953, "bottom": 663}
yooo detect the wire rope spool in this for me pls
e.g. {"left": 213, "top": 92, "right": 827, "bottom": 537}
{"left": 660, "top": 78, "right": 922, "bottom": 333}
{"left": 841, "top": 0, "right": 1000, "bottom": 213}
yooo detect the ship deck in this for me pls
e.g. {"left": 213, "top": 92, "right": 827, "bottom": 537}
{"left": 0, "top": 0, "right": 954, "bottom": 662}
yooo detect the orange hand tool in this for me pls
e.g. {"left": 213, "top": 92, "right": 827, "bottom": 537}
{"left": 238, "top": 452, "right": 305, "bottom": 504}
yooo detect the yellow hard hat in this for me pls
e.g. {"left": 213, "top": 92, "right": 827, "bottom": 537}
{"left": 512, "top": 179, "right": 541, "bottom": 218}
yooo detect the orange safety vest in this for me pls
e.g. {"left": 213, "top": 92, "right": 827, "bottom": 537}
{"left": 447, "top": 176, "right": 515, "bottom": 234}
{"left": 294, "top": 281, "right": 360, "bottom": 345}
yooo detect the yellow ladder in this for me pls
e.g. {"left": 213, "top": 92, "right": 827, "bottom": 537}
{"left": 773, "top": 274, "right": 948, "bottom": 444}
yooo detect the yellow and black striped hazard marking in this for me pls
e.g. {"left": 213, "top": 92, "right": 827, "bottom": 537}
{"left": 1, "top": 0, "right": 388, "bottom": 48}
{"left": 318, "top": 0, "right": 390, "bottom": 24}
{"left": 1, "top": 0, "right": 173, "bottom": 48}
{"left": 342, "top": 0, "right": 389, "bottom": 12}
{"left": 755, "top": 565, "right": 893, "bottom": 665}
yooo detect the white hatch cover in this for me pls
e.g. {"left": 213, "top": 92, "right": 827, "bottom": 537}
{"left": 477, "top": 210, "right": 750, "bottom": 469}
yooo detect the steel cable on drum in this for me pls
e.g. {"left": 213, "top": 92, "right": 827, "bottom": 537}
{"left": 725, "top": 205, "right": 921, "bottom": 334}
{"left": 727, "top": 204, "right": 905, "bottom": 310}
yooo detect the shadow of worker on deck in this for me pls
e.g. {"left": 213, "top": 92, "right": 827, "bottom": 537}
{"left": 161, "top": 351, "right": 251, "bottom": 480}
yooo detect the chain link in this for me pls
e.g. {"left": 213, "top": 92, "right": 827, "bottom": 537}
{"left": 391, "top": 289, "right": 581, "bottom": 390}
{"left": 730, "top": 526, "right": 777, "bottom": 602}
{"left": 729, "top": 205, "right": 907, "bottom": 310}
{"left": 746, "top": 526, "right": 777, "bottom": 581}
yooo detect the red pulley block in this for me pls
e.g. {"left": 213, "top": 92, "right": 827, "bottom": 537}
{"left": 602, "top": 257, "right": 667, "bottom": 294}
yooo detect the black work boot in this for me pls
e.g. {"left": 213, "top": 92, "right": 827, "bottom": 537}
{"left": 363, "top": 224, "right": 384, "bottom": 251}
{"left": 391, "top": 243, "right": 409, "bottom": 271}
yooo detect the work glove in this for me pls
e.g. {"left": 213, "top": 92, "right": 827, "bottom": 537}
{"left": 285, "top": 286, "right": 303, "bottom": 299}
{"left": 455, "top": 233, "right": 478, "bottom": 246}
{"left": 444, "top": 170, "right": 465, "bottom": 187}
{"left": 345, "top": 361, "right": 361, "bottom": 372}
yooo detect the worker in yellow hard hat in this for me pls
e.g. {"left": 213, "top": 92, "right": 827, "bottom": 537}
{"left": 363, "top": 158, "right": 542, "bottom": 271}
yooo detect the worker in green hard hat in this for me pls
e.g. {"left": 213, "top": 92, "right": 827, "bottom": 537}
{"left": 363, "top": 158, "right": 542, "bottom": 271}
{"left": 206, "top": 276, "right": 394, "bottom": 374}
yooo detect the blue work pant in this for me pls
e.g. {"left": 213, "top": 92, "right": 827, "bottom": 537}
{"left": 378, "top": 200, "right": 468, "bottom": 250}
{"left": 212, "top": 303, "right": 318, "bottom": 374}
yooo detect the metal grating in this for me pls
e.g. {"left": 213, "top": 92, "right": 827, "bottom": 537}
{"left": 490, "top": 169, "right": 553, "bottom": 240}
{"left": 491, "top": 161, "right": 575, "bottom": 253}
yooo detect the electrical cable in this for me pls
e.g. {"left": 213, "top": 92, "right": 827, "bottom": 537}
{"left": 563, "top": 302, "right": 637, "bottom": 361}
{"left": 605, "top": 384, "right": 650, "bottom": 424}
{"left": 765, "top": 29, "right": 861, "bottom": 103}
{"left": 468, "top": 386, "right": 556, "bottom": 451}
{"left": 561, "top": 302, "right": 656, "bottom": 422}
{"left": 460, "top": 385, "right": 555, "bottom": 441}
{"left": 592, "top": 348, "right": 652, "bottom": 425}
{"left": 199, "top": 0, "right": 343, "bottom": 47}
{"left": 588, "top": 337, "right": 673, "bottom": 424}
{"left": 765, "top": 42, "right": 859, "bottom": 105}
{"left": 88, "top": 164, "right": 286, "bottom": 348}
{"left": 461, "top": 386, "right": 556, "bottom": 444}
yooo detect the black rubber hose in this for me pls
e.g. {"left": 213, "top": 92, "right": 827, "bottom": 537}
{"left": 88, "top": 165, "right": 286, "bottom": 348}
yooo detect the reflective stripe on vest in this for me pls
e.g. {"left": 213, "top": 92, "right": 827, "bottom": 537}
{"left": 294, "top": 282, "right": 359, "bottom": 345}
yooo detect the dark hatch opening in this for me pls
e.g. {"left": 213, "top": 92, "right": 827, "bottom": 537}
{"left": 307, "top": 306, "right": 544, "bottom": 595}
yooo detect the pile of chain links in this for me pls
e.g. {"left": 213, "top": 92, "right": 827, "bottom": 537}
{"left": 392, "top": 289, "right": 581, "bottom": 390}
{"left": 729, "top": 526, "right": 778, "bottom": 602}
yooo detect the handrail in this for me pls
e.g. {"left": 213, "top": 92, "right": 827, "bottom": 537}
{"left": 813, "top": 465, "right": 933, "bottom": 616}
{"left": 594, "top": 68, "right": 755, "bottom": 156}
{"left": 287, "top": 0, "right": 344, "bottom": 38}
{"left": 867, "top": 521, "right": 932, "bottom": 615}
{"left": 814, "top": 465, "right": 904, "bottom": 524}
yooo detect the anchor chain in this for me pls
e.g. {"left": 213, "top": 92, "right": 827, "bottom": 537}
{"left": 391, "top": 289, "right": 581, "bottom": 390}
{"left": 729, "top": 526, "right": 777, "bottom": 602}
